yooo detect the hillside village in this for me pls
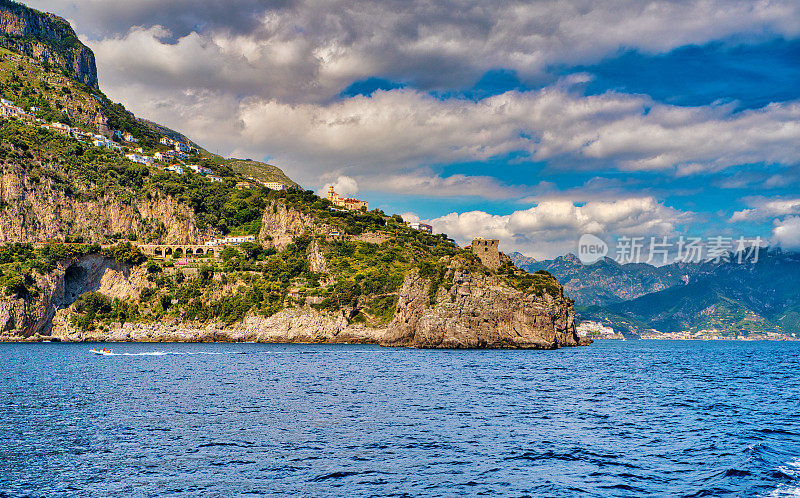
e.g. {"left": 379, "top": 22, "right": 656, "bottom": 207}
{"left": 2, "top": 94, "right": 509, "bottom": 267}
{"left": 1, "top": 96, "right": 295, "bottom": 191}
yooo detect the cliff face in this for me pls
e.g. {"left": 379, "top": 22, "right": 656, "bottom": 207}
{"left": 259, "top": 200, "right": 329, "bottom": 250}
{"left": 0, "top": 171, "right": 212, "bottom": 244}
{"left": 0, "top": 1, "right": 99, "bottom": 88}
{"left": 384, "top": 266, "right": 581, "bottom": 349}
{"left": 0, "top": 255, "right": 140, "bottom": 339}
{"left": 4, "top": 257, "right": 584, "bottom": 349}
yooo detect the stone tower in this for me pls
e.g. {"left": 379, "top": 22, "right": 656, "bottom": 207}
{"left": 470, "top": 238, "right": 501, "bottom": 269}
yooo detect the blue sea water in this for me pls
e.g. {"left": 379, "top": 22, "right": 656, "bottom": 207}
{"left": 1, "top": 340, "right": 799, "bottom": 497}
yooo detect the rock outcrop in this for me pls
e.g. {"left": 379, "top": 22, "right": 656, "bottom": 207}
{"left": 0, "top": 1, "right": 99, "bottom": 88}
{"left": 259, "top": 200, "right": 328, "bottom": 250}
{"left": 0, "top": 255, "right": 141, "bottom": 340}
{"left": 3, "top": 257, "right": 586, "bottom": 349}
{"left": 383, "top": 266, "right": 581, "bottom": 349}
{"left": 0, "top": 171, "right": 212, "bottom": 244}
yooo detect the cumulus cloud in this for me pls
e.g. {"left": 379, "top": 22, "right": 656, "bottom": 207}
{"left": 20, "top": 0, "right": 800, "bottom": 196}
{"left": 772, "top": 216, "right": 800, "bottom": 250}
{"left": 106, "top": 84, "right": 800, "bottom": 190}
{"left": 361, "top": 173, "right": 519, "bottom": 199}
{"left": 319, "top": 175, "right": 359, "bottom": 198}
{"left": 426, "top": 197, "right": 691, "bottom": 258}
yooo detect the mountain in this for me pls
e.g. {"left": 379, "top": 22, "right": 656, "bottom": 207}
{"left": 226, "top": 158, "right": 299, "bottom": 187}
{"left": 0, "top": 0, "right": 97, "bottom": 88}
{"left": 518, "top": 254, "right": 705, "bottom": 306}
{"left": 516, "top": 248, "right": 800, "bottom": 338}
{"left": 507, "top": 251, "right": 538, "bottom": 269}
{"left": 0, "top": 3, "right": 584, "bottom": 349}
{"left": 602, "top": 250, "right": 800, "bottom": 336}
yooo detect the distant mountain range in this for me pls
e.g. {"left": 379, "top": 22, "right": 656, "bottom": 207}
{"left": 509, "top": 250, "right": 800, "bottom": 338}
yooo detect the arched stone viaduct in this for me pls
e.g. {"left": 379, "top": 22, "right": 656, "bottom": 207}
{"left": 137, "top": 244, "right": 220, "bottom": 258}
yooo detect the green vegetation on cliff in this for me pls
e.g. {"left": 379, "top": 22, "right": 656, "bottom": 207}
{"left": 0, "top": 118, "right": 270, "bottom": 237}
{"left": 0, "top": 0, "right": 97, "bottom": 88}
{"left": 0, "top": 242, "right": 142, "bottom": 298}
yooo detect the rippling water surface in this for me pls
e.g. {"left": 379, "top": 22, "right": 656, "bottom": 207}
{"left": 1, "top": 340, "right": 799, "bottom": 497}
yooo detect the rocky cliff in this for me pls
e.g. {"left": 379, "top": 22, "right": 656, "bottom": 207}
{"left": 383, "top": 264, "right": 581, "bottom": 348}
{"left": 259, "top": 200, "right": 323, "bottom": 250}
{"left": 0, "top": 254, "right": 141, "bottom": 339}
{"left": 0, "top": 1, "right": 98, "bottom": 88}
{"left": 0, "top": 171, "right": 212, "bottom": 244}
{"left": 3, "top": 255, "right": 585, "bottom": 349}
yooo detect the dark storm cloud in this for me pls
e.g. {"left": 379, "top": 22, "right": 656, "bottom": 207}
{"left": 26, "top": 0, "right": 800, "bottom": 101}
{"left": 28, "top": 0, "right": 295, "bottom": 39}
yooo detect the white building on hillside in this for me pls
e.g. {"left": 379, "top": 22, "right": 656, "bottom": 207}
{"left": 264, "top": 182, "right": 287, "bottom": 190}
{"left": 204, "top": 235, "right": 256, "bottom": 246}
{"left": 125, "top": 153, "right": 153, "bottom": 165}
{"left": 174, "top": 142, "right": 194, "bottom": 153}
{"left": 189, "top": 164, "right": 212, "bottom": 175}
{"left": 407, "top": 221, "right": 433, "bottom": 234}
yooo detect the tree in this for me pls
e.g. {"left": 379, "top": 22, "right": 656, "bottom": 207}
{"left": 239, "top": 241, "right": 263, "bottom": 261}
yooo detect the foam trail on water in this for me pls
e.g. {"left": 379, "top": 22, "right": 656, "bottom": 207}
{"left": 91, "top": 349, "right": 402, "bottom": 357}
{"left": 92, "top": 351, "right": 249, "bottom": 357}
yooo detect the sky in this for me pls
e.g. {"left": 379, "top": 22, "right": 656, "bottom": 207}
{"left": 24, "top": 0, "right": 800, "bottom": 259}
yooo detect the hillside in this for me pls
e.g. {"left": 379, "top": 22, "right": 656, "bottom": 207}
{"left": 0, "top": 2, "right": 583, "bottom": 349}
{"left": 226, "top": 158, "right": 299, "bottom": 187}
{"left": 602, "top": 250, "right": 800, "bottom": 336}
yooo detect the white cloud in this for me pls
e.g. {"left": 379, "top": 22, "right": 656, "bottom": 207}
{"left": 772, "top": 216, "right": 800, "bottom": 250}
{"left": 400, "top": 212, "right": 420, "bottom": 223}
{"left": 110, "top": 85, "right": 800, "bottom": 191}
{"left": 426, "top": 197, "right": 691, "bottom": 259}
{"left": 319, "top": 175, "right": 359, "bottom": 198}
{"left": 362, "top": 173, "right": 518, "bottom": 199}
{"left": 730, "top": 198, "right": 800, "bottom": 222}
{"left": 20, "top": 0, "right": 800, "bottom": 197}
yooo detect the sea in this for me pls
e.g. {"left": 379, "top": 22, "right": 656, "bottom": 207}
{"left": 1, "top": 340, "right": 799, "bottom": 497}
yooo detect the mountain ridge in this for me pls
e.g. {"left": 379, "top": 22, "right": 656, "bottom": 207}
{"left": 516, "top": 249, "right": 800, "bottom": 338}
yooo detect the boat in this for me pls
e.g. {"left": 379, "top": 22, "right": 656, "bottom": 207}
{"left": 90, "top": 347, "right": 114, "bottom": 355}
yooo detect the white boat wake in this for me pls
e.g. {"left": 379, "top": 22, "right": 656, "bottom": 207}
{"left": 90, "top": 350, "right": 247, "bottom": 356}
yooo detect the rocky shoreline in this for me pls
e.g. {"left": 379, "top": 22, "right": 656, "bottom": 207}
{"left": 0, "top": 256, "right": 590, "bottom": 350}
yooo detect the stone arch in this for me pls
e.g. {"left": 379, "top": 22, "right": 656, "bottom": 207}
{"left": 165, "top": 247, "right": 173, "bottom": 256}
{"left": 154, "top": 247, "right": 163, "bottom": 257}
{"left": 174, "top": 247, "right": 184, "bottom": 257}
{"left": 186, "top": 247, "right": 194, "bottom": 257}
{"left": 195, "top": 247, "right": 204, "bottom": 255}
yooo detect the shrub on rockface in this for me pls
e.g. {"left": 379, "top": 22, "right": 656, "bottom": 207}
{"left": 70, "top": 291, "right": 139, "bottom": 330}
{"left": 102, "top": 242, "right": 144, "bottom": 265}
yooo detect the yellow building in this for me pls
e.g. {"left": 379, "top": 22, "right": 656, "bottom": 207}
{"left": 328, "top": 186, "right": 368, "bottom": 211}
